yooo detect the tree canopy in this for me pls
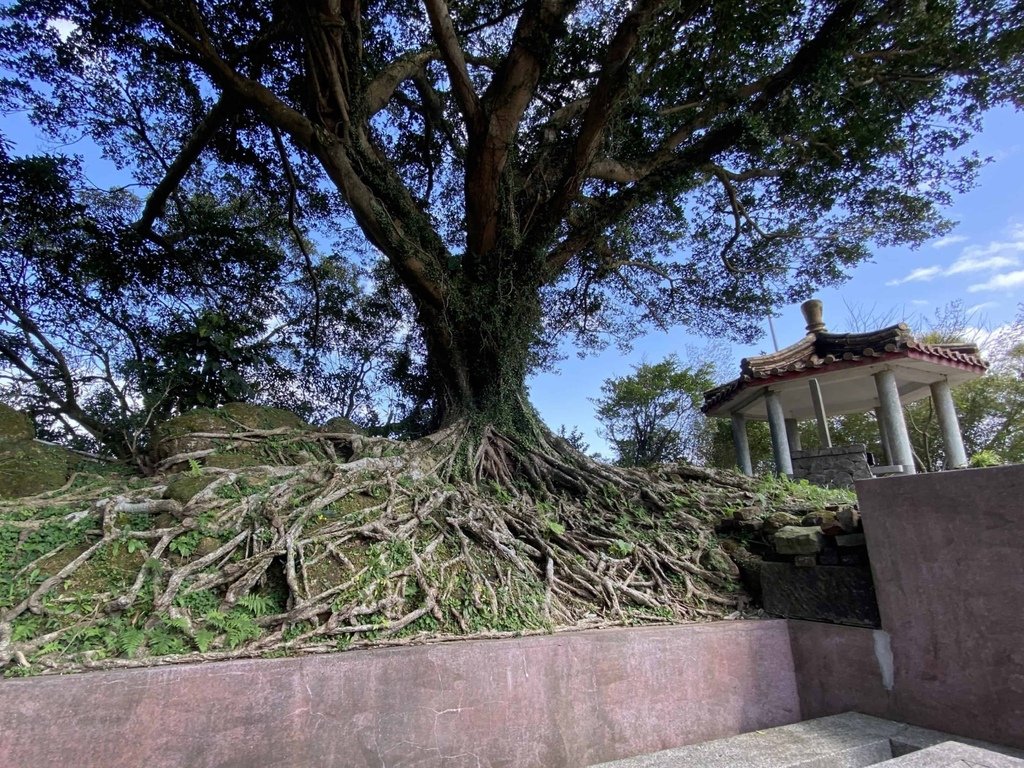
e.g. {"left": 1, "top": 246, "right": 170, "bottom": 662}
{"left": 594, "top": 356, "right": 714, "bottom": 466}
{"left": 2, "top": 0, "right": 1022, "bottom": 450}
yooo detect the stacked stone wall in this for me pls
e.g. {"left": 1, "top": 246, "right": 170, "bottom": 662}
{"left": 792, "top": 444, "right": 872, "bottom": 489}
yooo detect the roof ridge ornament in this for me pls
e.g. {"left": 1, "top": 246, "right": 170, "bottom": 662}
{"left": 801, "top": 299, "right": 826, "bottom": 334}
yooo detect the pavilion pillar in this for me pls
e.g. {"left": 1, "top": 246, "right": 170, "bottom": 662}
{"left": 874, "top": 407, "right": 894, "bottom": 465}
{"left": 930, "top": 378, "right": 968, "bottom": 469}
{"left": 765, "top": 390, "right": 793, "bottom": 476}
{"left": 808, "top": 378, "right": 831, "bottom": 447}
{"left": 731, "top": 414, "right": 753, "bottom": 476}
{"left": 785, "top": 419, "right": 802, "bottom": 452}
{"left": 873, "top": 369, "right": 916, "bottom": 474}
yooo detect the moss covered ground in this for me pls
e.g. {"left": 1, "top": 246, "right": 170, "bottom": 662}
{"left": 0, "top": 422, "right": 854, "bottom": 678}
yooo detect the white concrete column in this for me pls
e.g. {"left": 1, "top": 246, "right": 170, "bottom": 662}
{"left": 874, "top": 407, "right": 894, "bottom": 465}
{"left": 765, "top": 390, "right": 793, "bottom": 476}
{"left": 785, "top": 418, "right": 802, "bottom": 452}
{"left": 930, "top": 378, "right": 968, "bottom": 469}
{"left": 873, "top": 369, "right": 916, "bottom": 474}
{"left": 731, "top": 414, "right": 753, "bottom": 476}
{"left": 808, "top": 378, "right": 832, "bottom": 448}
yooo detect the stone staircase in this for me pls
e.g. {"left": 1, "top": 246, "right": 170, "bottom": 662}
{"left": 589, "top": 713, "right": 1024, "bottom": 768}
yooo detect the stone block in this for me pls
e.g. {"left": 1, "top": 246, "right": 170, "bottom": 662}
{"left": 590, "top": 712, "right": 900, "bottom": 768}
{"left": 733, "top": 505, "right": 763, "bottom": 521}
{"left": 836, "top": 534, "right": 866, "bottom": 548}
{"left": 837, "top": 507, "right": 861, "bottom": 532}
{"left": 774, "top": 525, "right": 824, "bottom": 555}
{"left": 794, "top": 556, "right": 817, "bottom": 567}
{"left": 875, "top": 742, "right": 1024, "bottom": 766}
{"left": 761, "top": 562, "right": 881, "bottom": 627}
{"left": 890, "top": 725, "right": 1024, "bottom": 759}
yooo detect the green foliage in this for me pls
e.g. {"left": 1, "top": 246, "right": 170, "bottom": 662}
{"left": 609, "top": 539, "right": 635, "bottom": 557}
{"left": 204, "top": 608, "right": 261, "bottom": 650}
{"left": 236, "top": 593, "right": 274, "bottom": 617}
{"left": 147, "top": 616, "right": 191, "bottom": 656}
{"left": 754, "top": 474, "right": 856, "bottom": 507}
{"left": 2, "top": 2, "right": 1021, "bottom": 427}
{"left": 969, "top": 450, "right": 1004, "bottom": 468}
{"left": 168, "top": 531, "right": 202, "bottom": 558}
{"left": 0, "top": 513, "right": 93, "bottom": 610}
{"left": 595, "top": 356, "right": 716, "bottom": 466}
{"left": 542, "top": 518, "right": 566, "bottom": 537}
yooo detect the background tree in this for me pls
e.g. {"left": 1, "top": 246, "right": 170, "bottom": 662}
{"left": 0, "top": 141, "right": 423, "bottom": 461}
{"left": 595, "top": 356, "right": 715, "bottom": 466}
{"left": 2, "top": 0, "right": 1022, "bottom": 483}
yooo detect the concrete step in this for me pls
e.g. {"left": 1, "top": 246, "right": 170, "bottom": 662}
{"left": 588, "top": 713, "right": 1024, "bottom": 768}
{"left": 874, "top": 741, "right": 1024, "bottom": 766}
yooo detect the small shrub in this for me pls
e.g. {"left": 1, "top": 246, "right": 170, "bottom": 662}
{"left": 969, "top": 450, "right": 1004, "bottom": 468}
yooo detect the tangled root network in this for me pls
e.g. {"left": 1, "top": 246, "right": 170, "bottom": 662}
{"left": 0, "top": 422, "right": 816, "bottom": 676}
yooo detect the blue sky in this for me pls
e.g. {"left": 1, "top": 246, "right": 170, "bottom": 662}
{"left": 529, "top": 104, "right": 1024, "bottom": 455}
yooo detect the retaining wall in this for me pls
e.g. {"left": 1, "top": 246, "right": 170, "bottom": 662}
{"left": 0, "top": 622, "right": 800, "bottom": 768}
{"left": 3, "top": 465, "right": 1022, "bottom": 766}
{"left": 792, "top": 464, "right": 1024, "bottom": 750}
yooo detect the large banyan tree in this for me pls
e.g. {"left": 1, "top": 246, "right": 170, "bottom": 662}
{"left": 3, "top": 0, "right": 1022, "bottom": 474}
{"left": 0, "top": 3, "right": 1023, "bottom": 670}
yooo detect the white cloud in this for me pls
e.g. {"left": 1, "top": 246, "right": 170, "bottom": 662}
{"left": 946, "top": 254, "right": 1021, "bottom": 275}
{"left": 966, "top": 301, "right": 999, "bottom": 314}
{"left": 968, "top": 270, "right": 1024, "bottom": 293}
{"left": 910, "top": 299, "right": 929, "bottom": 306}
{"left": 931, "top": 234, "right": 967, "bottom": 248}
{"left": 889, "top": 226, "right": 1024, "bottom": 286}
{"left": 47, "top": 19, "right": 77, "bottom": 41}
{"left": 886, "top": 266, "right": 943, "bottom": 286}
{"left": 959, "top": 239, "right": 1024, "bottom": 260}
{"left": 962, "top": 324, "right": 1013, "bottom": 356}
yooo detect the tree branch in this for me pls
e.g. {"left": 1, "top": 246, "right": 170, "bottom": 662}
{"left": 423, "top": 0, "right": 483, "bottom": 131}
{"left": 366, "top": 49, "right": 439, "bottom": 115}
{"left": 544, "top": 0, "right": 873, "bottom": 279}
{"left": 135, "top": 93, "right": 238, "bottom": 234}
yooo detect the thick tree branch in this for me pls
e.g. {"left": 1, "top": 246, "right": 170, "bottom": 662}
{"left": 465, "top": 0, "right": 577, "bottom": 259}
{"left": 366, "top": 49, "right": 439, "bottom": 115}
{"left": 543, "top": 0, "right": 873, "bottom": 279}
{"left": 544, "top": 0, "right": 681, "bottom": 216}
{"left": 423, "top": 0, "right": 483, "bottom": 131}
{"left": 134, "top": 93, "right": 238, "bottom": 234}
{"left": 137, "top": 0, "right": 449, "bottom": 312}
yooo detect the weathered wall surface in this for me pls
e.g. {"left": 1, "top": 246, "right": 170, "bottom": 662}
{"left": 789, "top": 620, "right": 896, "bottom": 721}
{"left": 791, "top": 444, "right": 872, "bottom": 489}
{"left": 0, "top": 621, "right": 800, "bottom": 768}
{"left": 855, "top": 465, "right": 1024, "bottom": 749}
{"left": 791, "top": 465, "right": 1024, "bottom": 750}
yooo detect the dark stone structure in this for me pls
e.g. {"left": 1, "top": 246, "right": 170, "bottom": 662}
{"left": 761, "top": 562, "right": 880, "bottom": 627}
{"left": 791, "top": 444, "right": 872, "bottom": 489}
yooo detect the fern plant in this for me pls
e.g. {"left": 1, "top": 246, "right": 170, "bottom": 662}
{"left": 204, "top": 608, "right": 261, "bottom": 649}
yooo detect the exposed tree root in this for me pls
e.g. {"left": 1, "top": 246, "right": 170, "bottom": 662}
{"left": 0, "top": 422, "right": 848, "bottom": 676}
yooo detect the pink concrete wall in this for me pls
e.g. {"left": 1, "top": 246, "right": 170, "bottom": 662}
{"left": 788, "top": 620, "right": 896, "bottom": 721}
{"left": 0, "top": 621, "right": 800, "bottom": 768}
{"left": 789, "top": 465, "right": 1024, "bottom": 750}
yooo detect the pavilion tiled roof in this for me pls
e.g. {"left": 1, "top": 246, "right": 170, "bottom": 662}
{"left": 702, "top": 321, "right": 988, "bottom": 414}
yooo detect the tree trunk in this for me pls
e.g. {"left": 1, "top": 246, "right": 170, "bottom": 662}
{"left": 421, "top": 250, "right": 544, "bottom": 435}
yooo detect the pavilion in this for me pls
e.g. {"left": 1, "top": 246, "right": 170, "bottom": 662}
{"left": 702, "top": 300, "right": 988, "bottom": 479}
